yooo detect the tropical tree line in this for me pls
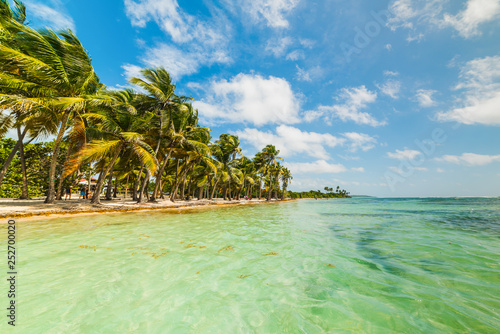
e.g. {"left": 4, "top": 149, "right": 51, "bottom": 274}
{"left": 289, "top": 187, "right": 351, "bottom": 199}
{"left": 0, "top": 0, "right": 294, "bottom": 204}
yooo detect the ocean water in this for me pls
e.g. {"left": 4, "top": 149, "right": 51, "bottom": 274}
{"left": 1, "top": 198, "right": 500, "bottom": 333}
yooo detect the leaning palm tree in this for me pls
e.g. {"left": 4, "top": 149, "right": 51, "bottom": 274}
{"left": 0, "top": 20, "right": 102, "bottom": 203}
{"left": 260, "top": 145, "right": 282, "bottom": 201}
{"left": 280, "top": 167, "right": 292, "bottom": 200}
{"left": 215, "top": 134, "right": 241, "bottom": 200}
{"left": 65, "top": 93, "right": 157, "bottom": 204}
{"left": 129, "top": 67, "right": 192, "bottom": 203}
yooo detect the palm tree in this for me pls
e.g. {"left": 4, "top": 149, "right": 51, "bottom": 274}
{"left": 281, "top": 167, "right": 292, "bottom": 200}
{"left": 129, "top": 67, "right": 192, "bottom": 203}
{"left": 0, "top": 18, "right": 102, "bottom": 203}
{"left": 260, "top": 145, "right": 282, "bottom": 201}
{"left": 65, "top": 91, "right": 157, "bottom": 204}
{"left": 214, "top": 134, "right": 241, "bottom": 200}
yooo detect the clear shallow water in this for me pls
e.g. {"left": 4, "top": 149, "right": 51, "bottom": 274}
{"left": 1, "top": 198, "right": 500, "bottom": 333}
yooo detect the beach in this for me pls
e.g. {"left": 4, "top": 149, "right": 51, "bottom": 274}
{"left": 0, "top": 197, "right": 293, "bottom": 220}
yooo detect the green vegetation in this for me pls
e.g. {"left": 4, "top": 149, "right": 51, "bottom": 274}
{"left": 289, "top": 187, "right": 351, "bottom": 199}
{"left": 0, "top": 1, "right": 341, "bottom": 202}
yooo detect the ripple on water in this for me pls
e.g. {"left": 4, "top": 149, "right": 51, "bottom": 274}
{"left": 2, "top": 198, "right": 500, "bottom": 332}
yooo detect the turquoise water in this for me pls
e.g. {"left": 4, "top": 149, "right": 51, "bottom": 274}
{"left": 1, "top": 198, "right": 500, "bottom": 333}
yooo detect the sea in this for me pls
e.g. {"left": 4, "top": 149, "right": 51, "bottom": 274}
{"left": 1, "top": 197, "right": 499, "bottom": 333}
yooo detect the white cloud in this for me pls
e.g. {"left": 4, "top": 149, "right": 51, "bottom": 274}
{"left": 123, "top": 0, "right": 231, "bottom": 79}
{"left": 235, "top": 125, "right": 345, "bottom": 159}
{"left": 26, "top": 0, "right": 75, "bottom": 31}
{"left": 299, "top": 38, "right": 315, "bottom": 48}
{"left": 304, "top": 86, "right": 385, "bottom": 127}
{"left": 194, "top": 74, "right": 301, "bottom": 126}
{"left": 235, "top": 126, "right": 377, "bottom": 160}
{"left": 266, "top": 37, "right": 293, "bottom": 56}
{"left": 388, "top": 0, "right": 500, "bottom": 39}
{"left": 385, "top": 44, "right": 393, "bottom": 51}
{"left": 415, "top": 89, "right": 437, "bottom": 107}
{"left": 227, "top": 0, "right": 300, "bottom": 28}
{"left": 351, "top": 167, "right": 365, "bottom": 172}
{"left": 342, "top": 132, "right": 377, "bottom": 152}
{"left": 387, "top": 148, "right": 422, "bottom": 160}
{"left": 296, "top": 65, "right": 311, "bottom": 82}
{"left": 436, "top": 168, "right": 445, "bottom": 172}
{"left": 384, "top": 71, "right": 399, "bottom": 77}
{"left": 436, "top": 56, "right": 500, "bottom": 125}
{"left": 435, "top": 153, "right": 500, "bottom": 166}
{"left": 285, "top": 160, "right": 347, "bottom": 174}
{"left": 443, "top": 0, "right": 500, "bottom": 38}
{"left": 286, "top": 50, "right": 305, "bottom": 61}
{"left": 121, "top": 64, "right": 143, "bottom": 81}
{"left": 377, "top": 80, "right": 401, "bottom": 99}
{"left": 295, "top": 65, "right": 322, "bottom": 82}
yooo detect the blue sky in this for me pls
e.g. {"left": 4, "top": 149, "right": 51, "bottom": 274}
{"left": 20, "top": 0, "right": 500, "bottom": 196}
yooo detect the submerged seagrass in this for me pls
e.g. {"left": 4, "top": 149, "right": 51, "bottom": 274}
{"left": 3, "top": 198, "right": 500, "bottom": 332}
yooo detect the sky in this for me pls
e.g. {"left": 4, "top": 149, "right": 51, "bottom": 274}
{"left": 15, "top": 0, "right": 500, "bottom": 197}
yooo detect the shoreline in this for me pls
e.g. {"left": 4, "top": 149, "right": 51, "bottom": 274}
{"left": 1, "top": 197, "right": 297, "bottom": 221}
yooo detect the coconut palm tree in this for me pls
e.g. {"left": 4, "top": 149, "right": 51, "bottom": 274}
{"left": 0, "top": 19, "right": 102, "bottom": 202}
{"left": 129, "top": 67, "right": 193, "bottom": 203}
{"left": 260, "top": 145, "right": 282, "bottom": 201}
{"left": 65, "top": 91, "right": 157, "bottom": 204}
{"left": 214, "top": 134, "right": 241, "bottom": 200}
{"left": 280, "top": 167, "right": 292, "bottom": 200}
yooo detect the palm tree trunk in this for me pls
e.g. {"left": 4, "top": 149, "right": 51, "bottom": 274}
{"left": 91, "top": 145, "right": 123, "bottom": 205}
{"left": 267, "top": 172, "right": 273, "bottom": 201}
{"left": 45, "top": 111, "right": 71, "bottom": 204}
{"left": 138, "top": 137, "right": 161, "bottom": 203}
{"left": 137, "top": 170, "right": 150, "bottom": 203}
{"left": 258, "top": 180, "right": 262, "bottom": 200}
{"left": 124, "top": 174, "right": 129, "bottom": 199}
{"left": 150, "top": 148, "right": 173, "bottom": 201}
{"left": 17, "top": 127, "right": 29, "bottom": 199}
{"left": 56, "top": 142, "right": 74, "bottom": 200}
{"left": 227, "top": 165, "right": 232, "bottom": 201}
{"left": 132, "top": 162, "right": 144, "bottom": 201}
{"left": 0, "top": 127, "right": 28, "bottom": 185}
{"left": 105, "top": 165, "right": 114, "bottom": 200}
{"left": 210, "top": 177, "right": 220, "bottom": 200}
{"left": 170, "top": 162, "right": 193, "bottom": 202}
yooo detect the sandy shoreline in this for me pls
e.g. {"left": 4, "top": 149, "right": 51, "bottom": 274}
{"left": 1, "top": 197, "right": 296, "bottom": 221}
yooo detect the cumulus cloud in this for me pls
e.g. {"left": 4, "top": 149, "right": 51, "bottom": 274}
{"left": 26, "top": 0, "right": 75, "bottom": 31}
{"left": 193, "top": 74, "right": 301, "bottom": 126}
{"left": 436, "top": 55, "right": 500, "bottom": 125}
{"left": 123, "top": 0, "right": 231, "bottom": 79}
{"left": 285, "top": 160, "right": 347, "bottom": 174}
{"left": 415, "top": 89, "right": 437, "bottom": 107}
{"left": 443, "top": 0, "right": 500, "bottom": 38}
{"left": 304, "top": 86, "right": 385, "bottom": 126}
{"left": 235, "top": 125, "right": 344, "bottom": 159}
{"left": 435, "top": 153, "right": 500, "bottom": 166}
{"left": 387, "top": 148, "right": 422, "bottom": 160}
{"left": 235, "top": 126, "right": 377, "bottom": 159}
